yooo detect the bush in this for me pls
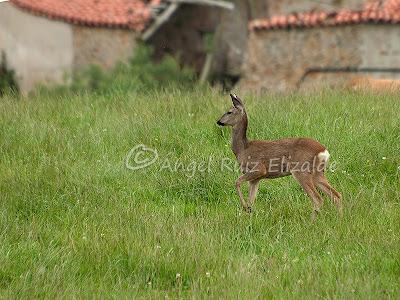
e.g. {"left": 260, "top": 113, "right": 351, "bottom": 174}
{"left": 0, "top": 51, "right": 18, "bottom": 96}
{"left": 70, "top": 44, "right": 196, "bottom": 93}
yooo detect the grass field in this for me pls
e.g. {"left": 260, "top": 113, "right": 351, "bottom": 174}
{"left": 0, "top": 88, "right": 399, "bottom": 299}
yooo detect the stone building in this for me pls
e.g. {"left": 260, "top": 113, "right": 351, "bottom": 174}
{"left": 0, "top": 0, "right": 156, "bottom": 91}
{"left": 0, "top": 0, "right": 232, "bottom": 92}
{"left": 212, "top": 0, "right": 372, "bottom": 87}
{"left": 240, "top": 0, "right": 400, "bottom": 91}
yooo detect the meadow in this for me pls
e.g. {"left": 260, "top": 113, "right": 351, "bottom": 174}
{"left": 0, "top": 87, "right": 399, "bottom": 299}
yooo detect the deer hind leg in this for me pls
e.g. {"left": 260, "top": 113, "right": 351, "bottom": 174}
{"left": 292, "top": 171, "right": 324, "bottom": 220}
{"left": 235, "top": 166, "right": 266, "bottom": 213}
{"left": 314, "top": 172, "right": 343, "bottom": 215}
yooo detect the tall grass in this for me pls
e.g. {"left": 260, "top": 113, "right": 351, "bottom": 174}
{"left": 0, "top": 87, "right": 399, "bottom": 298}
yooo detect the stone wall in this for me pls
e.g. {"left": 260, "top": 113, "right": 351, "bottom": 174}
{"left": 0, "top": 3, "right": 73, "bottom": 92}
{"left": 212, "top": 0, "right": 269, "bottom": 80}
{"left": 240, "top": 24, "right": 400, "bottom": 92}
{"left": 211, "top": 0, "right": 366, "bottom": 81}
{"left": 72, "top": 26, "right": 138, "bottom": 72}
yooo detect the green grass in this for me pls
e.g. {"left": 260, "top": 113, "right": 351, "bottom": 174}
{"left": 0, "top": 88, "right": 399, "bottom": 299}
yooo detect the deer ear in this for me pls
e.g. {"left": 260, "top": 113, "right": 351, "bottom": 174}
{"left": 230, "top": 93, "right": 244, "bottom": 108}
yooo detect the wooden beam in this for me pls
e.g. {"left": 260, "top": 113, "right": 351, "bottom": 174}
{"left": 141, "top": 3, "right": 179, "bottom": 41}
{"left": 169, "top": 0, "right": 234, "bottom": 10}
{"left": 199, "top": 53, "right": 213, "bottom": 84}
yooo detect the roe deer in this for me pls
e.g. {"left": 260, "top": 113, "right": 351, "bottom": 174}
{"left": 217, "top": 94, "right": 342, "bottom": 219}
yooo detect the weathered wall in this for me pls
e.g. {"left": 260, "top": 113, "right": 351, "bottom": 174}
{"left": 268, "top": 0, "right": 365, "bottom": 15}
{"left": 0, "top": 3, "right": 73, "bottom": 92}
{"left": 213, "top": 0, "right": 252, "bottom": 78}
{"left": 241, "top": 24, "right": 400, "bottom": 92}
{"left": 358, "top": 25, "right": 400, "bottom": 69}
{"left": 72, "top": 26, "right": 138, "bottom": 72}
{"left": 212, "top": 0, "right": 269, "bottom": 79}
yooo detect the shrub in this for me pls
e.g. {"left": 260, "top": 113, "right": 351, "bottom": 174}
{"left": 70, "top": 44, "right": 196, "bottom": 93}
{"left": 0, "top": 51, "right": 18, "bottom": 96}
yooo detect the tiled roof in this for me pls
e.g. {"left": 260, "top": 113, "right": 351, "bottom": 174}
{"left": 10, "top": 0, "right": 163, "bottom": 31}
{"left": 249, "top": 0, "right": 400, "bottom": 31}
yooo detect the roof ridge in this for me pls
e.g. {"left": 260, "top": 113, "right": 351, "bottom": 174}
{"left": 249, "top": 0, "right": 400, "bottom": 31}
{"left": 10, "top": 0, "right": 164, "bottom": 31}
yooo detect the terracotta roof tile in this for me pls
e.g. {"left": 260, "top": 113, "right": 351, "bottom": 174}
{"left": 10, "top": 0, "right": 163, "bottom": 31}
{"left": 249, "top": 0, "right": 400, "bottom": 31}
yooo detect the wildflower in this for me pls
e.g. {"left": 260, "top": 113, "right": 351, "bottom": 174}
{"left": 206, "top": 272, "right": 211, "bottom": 278}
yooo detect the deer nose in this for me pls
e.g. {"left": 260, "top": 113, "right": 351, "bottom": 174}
{"left": 217, "top": 120, "right": 224, "bottom": 126}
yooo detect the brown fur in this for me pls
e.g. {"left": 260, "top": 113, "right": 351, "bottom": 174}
{"left": 217, "top": 94, "right": 342, "bottom": 219}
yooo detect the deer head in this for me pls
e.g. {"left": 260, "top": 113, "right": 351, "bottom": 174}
{"left": 217, "top": 94, "right": 246, "bottom": 127}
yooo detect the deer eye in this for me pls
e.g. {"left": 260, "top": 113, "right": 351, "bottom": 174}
{"left": 227, "top": 111, "right": 232, "bottom": 115}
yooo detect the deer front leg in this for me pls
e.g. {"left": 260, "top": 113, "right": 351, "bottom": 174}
{"left": 235, "top": 177, "right": 248, "bottom": 212}
{"left": 248, "top": 179, "right": 261, "bottom": 210}
{"left": 235, "top": 166, "right": 266, "bottom": 213}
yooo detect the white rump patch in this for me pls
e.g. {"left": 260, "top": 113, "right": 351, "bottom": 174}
{"left": 318, "top": 149, "right": 330, "bottom": 163}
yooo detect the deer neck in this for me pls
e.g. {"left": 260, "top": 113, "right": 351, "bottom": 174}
{"left": 231, "top": 114, "right": 248, "bottom": 157}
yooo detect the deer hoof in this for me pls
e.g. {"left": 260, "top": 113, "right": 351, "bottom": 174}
{"left": 243, "top": 206, "right": 252, "bottom": 213}
{"left": 311, "top": 210, "right": 319, "bottom": 221}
